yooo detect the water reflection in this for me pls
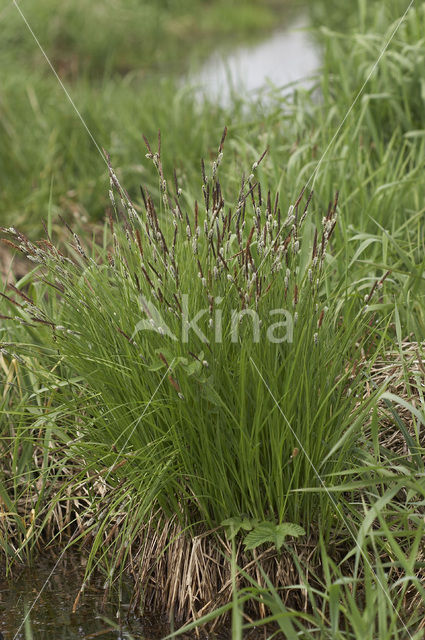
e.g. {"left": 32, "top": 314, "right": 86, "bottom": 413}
{"left": 189, "top": 16, "right": 320, "bottom": 105}
{"left": 0, "top": 555, "right": 151, "bottom": 640}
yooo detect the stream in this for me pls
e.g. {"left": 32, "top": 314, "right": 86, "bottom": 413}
{"left": 188, "top": 15, "right": 319, "bottom": 105}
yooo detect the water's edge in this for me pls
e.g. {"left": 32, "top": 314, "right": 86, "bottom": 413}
{"left": 185, "top": 15, "right": 319, "bottom": 105}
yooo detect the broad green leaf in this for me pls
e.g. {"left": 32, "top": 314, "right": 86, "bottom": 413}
{"left": 222, "top": 516, "right": 258, "bottom": 540}
{"left": 244, "top": 521, "right": 305, "bottom": 551}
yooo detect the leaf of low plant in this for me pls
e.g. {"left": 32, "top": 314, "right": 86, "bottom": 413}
{"left": 244, "top": 521, "right": 305, "bottom": 551}
{"left": 222, "top": 516, "right": 257, "bottom": 540}
{"left": 274, "top": 523, "right": 306, "bottom": 549}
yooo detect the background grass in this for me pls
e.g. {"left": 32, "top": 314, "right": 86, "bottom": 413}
{"left": 0, "top": 0, "right": 293, "bottom": 233}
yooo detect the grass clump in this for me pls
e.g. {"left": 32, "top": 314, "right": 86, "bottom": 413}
{"left": 0, "top": 131, "right": 388, "bottom": 615}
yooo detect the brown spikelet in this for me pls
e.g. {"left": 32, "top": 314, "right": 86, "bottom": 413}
{"left": 116, "top": 327, "right": 135, "bottom": 344}
{"left": 283, "top": 233, "right": 292, "bottom": 250}
{"left": 42, "top": 279, "right": 65, "bottom": 294}
{"left": 0, "top": 291, "right": 24, "bottom": 309}
{"left": 140, "top": 184, "right": 147, "bottom": 209}
{"left": 201, "top": 158, "right": 207, "bottom": 186}
{"left": 294, "top": 187, "right": 305, "bottom": 209}
{"left": 379, "top": 270, "right": 391, "bottom": 286}
{"left": 33, "top": 318, "right": 56, "bottom": 327}
{"left": 312, "top": 228, "right": 318, "bottom": 259}
{"left": 158, "top": 352, "right": 169, "bottom": 367}
{"left": 1, "top": 238, "right": 21, "bottom": 252}
{"left": 333, "top": 190, "right": 339, "bottom": 211}
{"left": 168, "top": 375, "right": 182, "bottom": 394}
{"left": 219, "top": 126, "right": 227, "bottom": 153}
{"left": 300, "top": 190, "right": 314, "bottom": 223}
{"left": 147, "top": 261, "right": 162, "bottom": 282}
{"left": 41, "top": 219, "right": 52, "bottom": 243}
{"left": 197, "top": 258, "right": 204, "bottom": 279}
{"left": 135, "top": 229, "right": 144, "bottom": 259}
{"left": 8, "top": 284, "right": 33, "bottom": 305}
{"left": 142, "top": 135, "right": 153, "bottom": 156}
{"left": 245, "top": 226, "right": 255, "bottom": 253}
{"left": 173, "top": 294, "right": 182, "bottom": 314}
{"left": 141, "top": 267, "right": 155, "bottom": 290}
{"left": 256, "top": 147, "right": 269, "bottom": 167}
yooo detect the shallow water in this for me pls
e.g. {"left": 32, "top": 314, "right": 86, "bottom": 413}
{"left": 0, "top": 555, "right": 162, "bottom": 640}
{"left": 188, "top": 15, "right": 320, "bottom": 105}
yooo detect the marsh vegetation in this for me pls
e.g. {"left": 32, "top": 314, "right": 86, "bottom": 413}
{"left": 1, "top": 1, "right": 425, "bottom": 638}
